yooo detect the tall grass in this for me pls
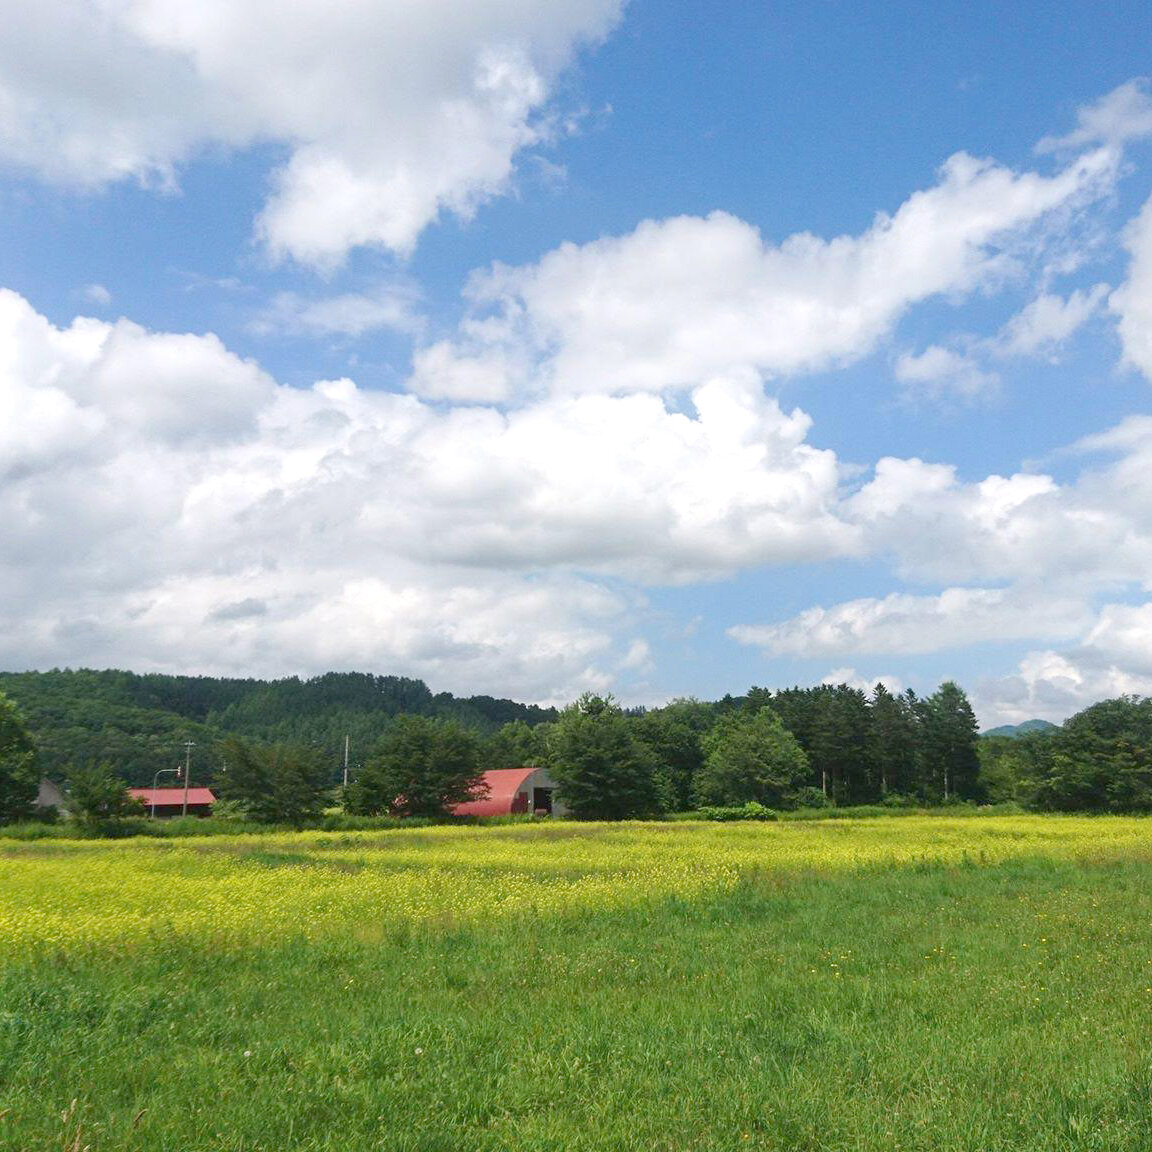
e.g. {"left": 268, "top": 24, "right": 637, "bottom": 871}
{"left": 2, "top": 814, "right": 1151, "bottom": 1149}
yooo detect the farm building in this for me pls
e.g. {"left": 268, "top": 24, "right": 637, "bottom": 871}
{"left": 451, "top": 767, "right": 567, "bottom": 818}
{"left": 129, "top": 787, "right": 217, "bottom": 818}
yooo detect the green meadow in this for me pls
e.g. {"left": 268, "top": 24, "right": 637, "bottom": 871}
{"left": 3, "top": 815, "right": 1152, "bottom": 1150}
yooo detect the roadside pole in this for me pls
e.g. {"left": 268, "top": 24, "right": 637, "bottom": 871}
{"left": 182, "top": 740, "right": 195, "bottom": 817}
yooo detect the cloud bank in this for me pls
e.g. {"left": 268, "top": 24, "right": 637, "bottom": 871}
{"left": 0, "top": 0, "right": 623, "bottom": 266}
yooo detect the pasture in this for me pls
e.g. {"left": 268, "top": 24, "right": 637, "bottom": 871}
{"left": 3, "top": 815, "right": 1152, "bottom": 1150}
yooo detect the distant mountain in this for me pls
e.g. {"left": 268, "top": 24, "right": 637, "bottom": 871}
{"left": 981, "top": 718, "right": 1057, "bottom": 739}
{"left": 0, "top": 668, "right": 557, "bottom": 785}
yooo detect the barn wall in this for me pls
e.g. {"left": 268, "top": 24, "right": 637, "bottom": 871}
{"left": 524, "top": 767, "right": 568, "bottom": 817}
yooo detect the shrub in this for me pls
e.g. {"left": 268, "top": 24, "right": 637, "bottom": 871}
{"left": 695, "top": 801, "right": 779, "bottom": 822}
{"left": 793, "top": 786, "right": 831, "bottom": 810}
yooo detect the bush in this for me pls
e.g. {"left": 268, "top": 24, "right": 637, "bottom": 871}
{"left": 793, "top": 786, "right": 831, "bottom": 810}
{"left": 881, "top": 792, "right": 917, "bottom": 808}
{"left": 319, "top": 812, "right": 429, "bottom": 832}
{"left": 695, "top": 801, "right": 779, "bottom": 822}
{"left": 0, "top": 820, "right": 67, "bottom": 841}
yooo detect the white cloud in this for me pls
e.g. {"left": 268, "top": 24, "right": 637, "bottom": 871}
{"left": 418, "top": 145, "right": 1116, "bottom": 400}
{"left": 893, "top": 282, "right": 1108, "bottom": 403}
{"left": 974, "top": 606, "right": 1152, "bottom": 727}
{"left": 0, "top": 291, "right": 862, "bottom": 699}
{"left": 0, "top": 0, "right": 624, "bottom": 265}
{"left": 1037, "top": 79, "right": 1152, "bottom": 154}
{"left": 408, "top": 342, "right": 524, "bottom": 404}
{"left": 250, "top": 285, "right": 424, "bottom": 339}
{"left": 1081, "top": 602, "right": 1152, "bottom": 675}
{"left": 844, "top": 453, "right": 1152, "bottom": 588}
{"left": 894, "top": 345, "right": 999, "bottom": 401}
{"left": 730, "top": 586, "right": 1090, "bottom": 658}
{"left": 1112, "top": 194, "right": 1152, "bottom": 381}
{"left": 820, "top": 668, "right": 903, "bottom": 695}
{"left": 996, "top": 284, "right": 1108, "bottom": 358}
{"left": 83, "top": 284, "right": 112, "bottom": 307}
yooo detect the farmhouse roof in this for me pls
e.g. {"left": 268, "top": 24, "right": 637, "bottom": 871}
{"left": 451, "top": 767, "right": 538, "bottom": 818}
{"left": 129, "top": 787, "right": 217, "bottom": 806}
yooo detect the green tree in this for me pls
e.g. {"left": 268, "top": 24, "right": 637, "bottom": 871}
{"left": 635, "top": 698, "right": 711, "bottom": 812}
{"left": 770, "top": 684, "right": 874, "bottom": 803}
{"left": 216, "top": 738, "right": 331, "bottom": 825}
{"left": 693, "top": 708, "right": 808, "bottom": 808}
{"left": 548, "top": 695, "right": 658, "bottom": 820}
{"left": 65, "top": 763, "right": 144, "bottom": 826}
{"left": 480, "top": 719, "right": 546, "bottom": 773}
{"left": 1027, "top": 697, "right": 1152, "bottom": 812}
{"left": 0, "top": 690, "right": 39, "bottom": 824}
{"left": 918, "top": 682, "right": 982, "bottom": 802}
{"left": 347, "top": 715, "right": 483, "bottom": 818}
{"left": 870, "top": 683, "right": 918, "bottom": 797}
{"left": 976, "top": 735, "right": 1033, "bottom": 804}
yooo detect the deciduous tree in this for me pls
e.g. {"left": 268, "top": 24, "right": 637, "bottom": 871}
{"left": 0, "top": 690, "right": 39, "bottom": 824}
{"left": 65, "top": 762, "right": 144, "bottom": 825}
{"left": 216, "top": 738, "right": 331, "bottom": 825}
{"left": 694, "top": 707, "right": 808, "bottom": 808}
{"left": 347, "top": 715, "right": 483, "bottom": 818}
{"left": 549, "top": 695, "right": 658, "bottom": 820}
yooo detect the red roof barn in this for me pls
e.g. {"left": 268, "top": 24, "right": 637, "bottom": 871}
{"left": 129, "top": 787, "right": 216, "bottom": 818}
{"left": 451, "top": 767, "right": 566, "bottom": 818}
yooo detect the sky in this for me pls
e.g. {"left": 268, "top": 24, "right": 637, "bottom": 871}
{"left": 3, "top": 1, "right": 1152, "bottom": 727}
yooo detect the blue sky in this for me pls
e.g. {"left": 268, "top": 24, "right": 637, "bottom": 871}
{"left": 3, "top": 1, "right": 1152, "bottom": 724}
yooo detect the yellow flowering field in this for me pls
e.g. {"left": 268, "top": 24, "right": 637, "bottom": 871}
{"left": 4, "top": 812, "right": 1152, "bottom": 960}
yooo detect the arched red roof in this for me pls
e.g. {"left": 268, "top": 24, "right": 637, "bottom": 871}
{"left": 451, "top": 768, "right": 538, "bottom": 818}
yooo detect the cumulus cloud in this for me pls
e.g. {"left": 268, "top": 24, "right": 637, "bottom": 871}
{"left": 894, "top": 283, "right": 1108, "bottom": 404}
{"left": 728, "top": 403, "right": 1152, "bottom": 714}
{"left": 0, "top": 0, "right": 623, "bottom": 265}
{"left": 730, "top": 587, "right": 1091, "bottom": 658}
{"left": 4, "top": 78, "right": 1152, "bottom": 708}
{"left": 996, "top": 284, "right": 1109, "bottom": 358}
{"left": 820, "top": 668, "right": 903, "bottom": 695}
{"left": 414, "top": 146, "right": 1117, "bottom": 401}
{"left": 974, "top": 603, "right": 1152, "bottom": 727}
{"left": 894, "top": 345, "right": 998, "bottom": 401}
{"left": 1037, "top": 79, "right": 1152, "bottom": 154}
{"left": 0, "top": 291, "right": 860, "bottom": 698}
{"left": 13, "top": 278, "right": 1152, "bottom": 706}
{"left": 844, "top": 452, "right": 1152, "bottom": 588}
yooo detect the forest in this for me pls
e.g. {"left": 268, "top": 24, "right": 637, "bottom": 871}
{"left": 0, "top": 669, "right": 556, "bottom": 784}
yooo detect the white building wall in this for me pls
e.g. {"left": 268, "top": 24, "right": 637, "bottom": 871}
{"left": 524, "top": 767, "right": 568, "bottom": 817}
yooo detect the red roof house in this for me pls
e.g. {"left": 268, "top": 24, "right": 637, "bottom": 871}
{"left": 129, "top": 787, "right": 217, "bottom": 818}
{"left": 451, "top": 767, "right": 565, "bottom": 818}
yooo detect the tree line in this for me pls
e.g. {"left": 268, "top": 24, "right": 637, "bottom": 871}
{"left": 977, "top": 695, "right": 1152, "bottom": 811}
{"left": 7, "top": 672, "right": 1152, "bottom": 827}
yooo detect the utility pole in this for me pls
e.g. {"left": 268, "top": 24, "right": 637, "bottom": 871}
{"left": 182, "top": 740, "right": 195, "bottom": 817}
{"left": 343, "top": 735, "right": 350, "bottom": 789}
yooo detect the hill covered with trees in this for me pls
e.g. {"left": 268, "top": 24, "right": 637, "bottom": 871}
{"left": 0, "top": 669, "right": 556, "bottom": 785}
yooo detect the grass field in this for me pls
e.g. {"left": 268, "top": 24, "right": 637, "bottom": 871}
{"left": 3, "top": 815, "right": 1152, "bottom": 1150}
